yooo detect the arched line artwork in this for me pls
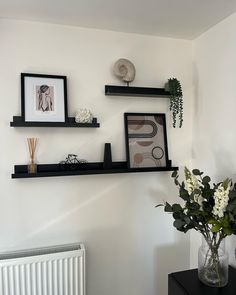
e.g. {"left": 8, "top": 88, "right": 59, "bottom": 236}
{"left": 124, "top": 113, "right": 169, "bottom": 169}
{"left": 128, "top": 119, "right": 158, "bottom": 138}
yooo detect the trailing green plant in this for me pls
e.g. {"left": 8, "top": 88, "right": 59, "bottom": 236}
{"left": 168, "top": 78, "right": 183, "bottom": 128}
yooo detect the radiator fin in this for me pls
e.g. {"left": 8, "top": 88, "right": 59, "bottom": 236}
{"left": 0, "top": 244, "right": 85, "bottom": 295}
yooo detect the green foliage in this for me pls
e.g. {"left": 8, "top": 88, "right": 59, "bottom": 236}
{"left": 168, "top": 78, "right": 183, "bottom": 128}
{"left": 156, "top": 167, "right": 236, "bottom": 239}
{"left": 164, "top": 202, "right": 173, "bottom": 212}
{"left": 172, "top": 204, "right": 183, "bottom": 212}
{"left": 171, "top": 170, "right": 178, "bottom": 178}
{"left": 179, "top": 186, "right": 189, "bottom": 201}
{"left": 202, "top": 176, "right": 211, "bottom": 184}
{"left": 192, "top": 169, "right": 201, "bottom": 175}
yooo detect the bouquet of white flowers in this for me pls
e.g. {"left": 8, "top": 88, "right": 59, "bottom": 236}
{"left": 157, "top": 167, "right": 236, "bottom": 287}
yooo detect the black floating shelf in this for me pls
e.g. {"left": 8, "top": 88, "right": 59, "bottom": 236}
{"left": 12, "top": 162, "right": 178, "bottom": 179}
{"left": 10, "top": 116, "right": 100, "bottom": 128}
{"left": 105, "top": 85, "right": 170, "bottom": 97}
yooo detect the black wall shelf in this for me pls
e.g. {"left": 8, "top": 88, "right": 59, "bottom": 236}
{"left": 105, "top": 85, "right": 170, "bottom": 97}
{"left": 10, "top": 116, "right": 100, "bottom": 128}
{"left": 12, "top": 162, "right": 178, "bottom": 179}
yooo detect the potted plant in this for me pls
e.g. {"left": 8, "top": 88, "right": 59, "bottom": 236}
{"left": 166, "top": 78, "right": 183, "bottom": 128}
{"left": 157, "top": 167, "right": 236, "bottom": 287}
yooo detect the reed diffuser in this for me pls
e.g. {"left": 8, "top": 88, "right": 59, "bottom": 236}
{"left": 27, "top": 138, "right": 38, "bottom": 173}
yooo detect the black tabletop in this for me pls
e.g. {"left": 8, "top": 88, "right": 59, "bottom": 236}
{"left": 169, "top": 266, "right": 236, "bottom": 295}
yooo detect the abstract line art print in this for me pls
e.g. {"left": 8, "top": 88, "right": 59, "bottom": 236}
{"left": 124, "top": 113, "right": 169, "bottom": 168}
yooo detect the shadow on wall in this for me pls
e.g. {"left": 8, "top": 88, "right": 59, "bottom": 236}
{"left": 227, "top": 232, "right": 236, "bottom": 267}
{"left": 80, "top": 227, "right": 153, "bottom": 295}
{"left": 154, "top": 231, "right": 190, "bottom": 295}
{"left": 4, "top": 174, "right": 130, "bottom": 251}
{"left": 213, "top": 148, "right": 236, "bottom": 180}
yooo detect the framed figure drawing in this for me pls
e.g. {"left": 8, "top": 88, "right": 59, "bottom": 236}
{"left": 21, "top": 73, "right": 68, "bottom": 122}
{"left": 124, "top": 113, "right": 169, "bottom": 168}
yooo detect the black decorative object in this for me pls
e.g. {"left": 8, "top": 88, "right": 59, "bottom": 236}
{"left": 105, "top": 85, "right": 170, "bottom": 97}
{"left": 103, "top": 143, "right": 112, "bottom": 169}
{"left": 12, "top": 162, "right": 178, "bottom": 178}
{"left": 124, "top": 113, "right": 170, "bottom": 169}
{"left": 21, "top": 73, "right": 68, "bottom": 123}
{"left": 59, "top": 154, "right": 88, "bottom": 171}
{"left": 10, "top": 116, "right": 100, "bottom": 128}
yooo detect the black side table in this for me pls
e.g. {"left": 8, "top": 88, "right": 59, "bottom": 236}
{"left": 168, "top": 266, "right": 236, "bottom": 295}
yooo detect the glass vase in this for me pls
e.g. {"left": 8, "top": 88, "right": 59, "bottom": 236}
{"left": 198, "top": 235, "right": 228, "bottom": 287}
{"left": 28, "top": 161, "right": 37, "bottom": 174}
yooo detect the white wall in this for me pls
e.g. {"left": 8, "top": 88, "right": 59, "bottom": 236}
{"left": 0, "top": 19, "right": 194, "bottom": 295}
{"left": 192, "top": 12, "right": 236, "bottom": 267}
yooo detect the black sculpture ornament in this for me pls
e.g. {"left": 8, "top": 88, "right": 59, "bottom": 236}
{"left": 59, "top": 154, "right": 88, "bottom": 171}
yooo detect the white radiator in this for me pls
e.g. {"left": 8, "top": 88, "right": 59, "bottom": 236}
{"left": 0, "top": 243, "right": 85, "bottom": 295}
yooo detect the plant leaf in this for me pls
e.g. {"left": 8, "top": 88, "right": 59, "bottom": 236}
{"left": 184, "top": 216, "right": 191, "bottom": 224}
{"left": 155, "top": 204, "right": 164, "bottom": 208}
{"left": 164, "top": 202, "right": 173, "bottom": 212}
{"left": 179, "top": 187, "right": 189, "bottom": 201}
{"left": 172, "top": 204, "right": 182, "bottom": 212}
{"left": 223, "top": 227, "right": 232, "bottom": 235}
{"left": 229, "top": 190, "right": 236, "bottom": 200}
{"left": 211, "top": 224, "right": 221, "bottom": 233}
{"left": 202, "top": 176, "right": 211, "bottom": 184}
{"left": 207, "top": 218, "right": 216, "bottom": 225}
{"left": 173, "top": 219, "right": 185, "bottom": 229}
{"left": 222, "top": 178, "right": 231, "bottom": 190}
{"left": 192, "top": 169, "right": 201, "bottom": 175}
{"left": 171, "top": 170, "right": 178, "bottom": 178}
{"left": 174, "top": 179, "right": 179, "bottom": 186}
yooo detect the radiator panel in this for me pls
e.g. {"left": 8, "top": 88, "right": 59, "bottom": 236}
{"left": 0, "top": 244, "right": 85, "bottom": 295}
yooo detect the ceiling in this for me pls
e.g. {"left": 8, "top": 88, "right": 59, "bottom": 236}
{"left": 1, "top": 0, "right": 236, "bottom": 39}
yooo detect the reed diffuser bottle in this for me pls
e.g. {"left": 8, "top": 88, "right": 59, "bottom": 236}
{"left": 27, "top": 138, "right": 38, "bottom": 174}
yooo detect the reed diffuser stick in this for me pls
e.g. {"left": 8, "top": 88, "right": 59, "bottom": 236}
{"left": 27, "top": 138, "right": 38, "bottom": 173}
{"left": 27, "top": 138, "right": 38, "bottom": 163}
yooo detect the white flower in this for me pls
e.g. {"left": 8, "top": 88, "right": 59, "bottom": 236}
{"left": 194, "top": 194, "right": 204, "bottom": 208}
{"left": 185, "top": 177, "right": 199, "bottom": 195}
{"left": 212, "top": 180, "right": 230, "bottom": 218}
{"left": 184, "top": 167, "right": 203, "bottom": 208}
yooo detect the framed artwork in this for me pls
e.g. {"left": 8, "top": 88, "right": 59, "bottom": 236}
{"left": 21, "top": 73, "right": 68, "bottom": 122}
{"left": 124, "top": 113, "right": 169, "bottom": 168}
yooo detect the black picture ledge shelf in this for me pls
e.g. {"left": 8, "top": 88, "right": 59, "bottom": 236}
{"left": 10, "top": 116, "right": 100, "bottom": 128}
{"left": 12, "top": 162, "right": 178, "bottom": 179}
{"left": 105, "top": 85, "right": 170, "bottom": 97}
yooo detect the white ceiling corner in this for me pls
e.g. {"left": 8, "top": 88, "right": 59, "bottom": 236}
{"left": 1, "top": 0, "right": 236, "bottom": 39}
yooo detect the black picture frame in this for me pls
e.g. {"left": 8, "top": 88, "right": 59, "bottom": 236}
{"left": 21, "top": 73, "right": 68, "bottom": 123}
{"left": 124, "top": 113, "right": 170, "bottom": 169}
